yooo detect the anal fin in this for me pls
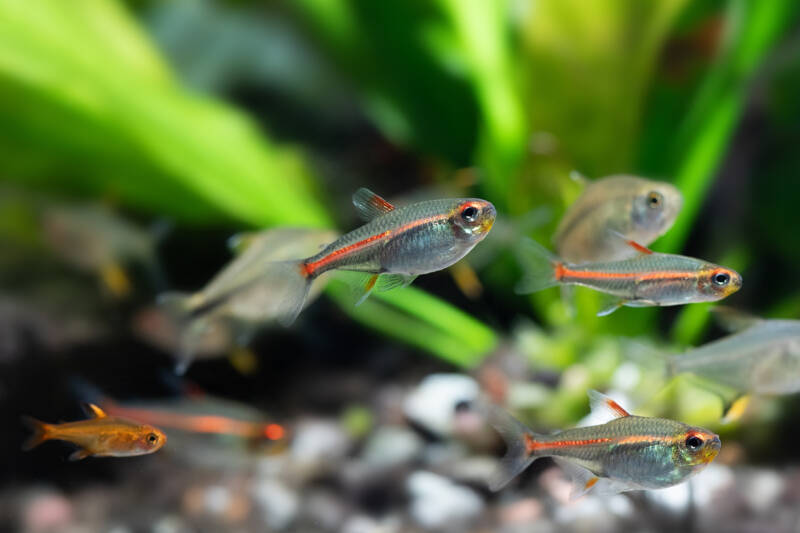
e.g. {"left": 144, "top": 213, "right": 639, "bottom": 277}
{"left": 553, "top": 458, "right": 640, "bottom": 500}
{"left": 69, "top": 449, "right": 91, "bottom": 461}
{"left": 376, "top": 273, "right": 417, "bottom": 292}
{"left": 356, "top": 274, "right": 379, "bottom": 306}
{"left": 596, "top": 296, "right": 626, "bottom": 317}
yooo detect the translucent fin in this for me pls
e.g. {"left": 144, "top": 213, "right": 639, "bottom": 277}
{"left": 81, "top": 403, "right": 107, "bottom": 419}
{"left": 587, "top": 390, "right": 631, "bottom": 420}
{"left": 486, "top": 404, "right": 539, "bottom": 491}
{"left": 596, "top": 296, "right": 626, "bottom": 316}
{"left": 157, "top": 292, "right": 203, "bottom": 373}
{"left": 355, "top": 274, "right": 379, "bottom": 306}
{"left": 552, "top": 458, "right": 599, "bottom": 500}
{"left": 514, "top": 238, "right": 560, "bottom": 294}
{"left": 711, "top": 306, "right": 763, "bottom": 333}
{"left": 157, "top": 291, "right": 201, "bottom": 319}
{"left": 553, "top": 458, "right": 640, "bottom": 500}
{"left": 376, "top": 273, "right": 417, "bottom": 292}
{"left": 352, "top": 188, "right": 395, "bottom": 221}
{"left": 721, "top": 394, "right": 751, "bottom": 424}
{"left": 69, "top": 449, "right": 91, "bottom": 461}
{"left": 20, "top": 416, "right": 50, "bottom": 451}
{"left": 266, "top": 261, "right": 312, "bottom": 326}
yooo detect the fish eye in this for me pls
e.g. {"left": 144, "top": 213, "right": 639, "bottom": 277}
{"left": 712, "top": 272, "right": 730, "bottom": 286}
{"left": 146, "top": 433, "right": 159, "bottom": 445}
{"left": 461, "top": 205, "right": 479, "bottom": 223}
{"left": 685, "top": 435, "right": 703, "bottom": 450}
{"left": 647, "top": 191, "right": 663, "bottom": 208}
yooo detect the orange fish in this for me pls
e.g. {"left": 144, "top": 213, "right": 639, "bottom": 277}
{"left": 22, "top": 403, "right": 166, "bottom": 460}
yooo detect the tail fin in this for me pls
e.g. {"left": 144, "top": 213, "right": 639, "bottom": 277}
{"left": 263, "top": 261, "right": 312, "bottom": 326}
{"left": 514, "top": 238, "right": 561, "bottom": 294}
{"left": 156, "top": 292, "right": 204, "bottom": 374}
{"left": 21, "top": 416, "right": 51, "bottom": 451}
{"left": 486, "top": 404, "right": 539, "bottom": 491}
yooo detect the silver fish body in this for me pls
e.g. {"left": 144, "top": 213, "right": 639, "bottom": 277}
{"left": 670, "top": 320, "right": 800, "bottom": 394}
{"left": 303, "top": 197, "right": 496, "bottom": 277}
{"left": 555, "top": 175, "right": 682, "bottom": 263}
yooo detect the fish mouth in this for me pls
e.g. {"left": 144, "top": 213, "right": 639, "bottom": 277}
{"left": 700, "top": 434, "right": 722, "bottom": 465}
{"left": 479, "top": 204, "right": 497, "bottom": 233}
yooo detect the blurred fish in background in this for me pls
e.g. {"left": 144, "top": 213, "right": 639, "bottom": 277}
{"left": 41, "top": 204, "right": 167, "bottom": 298}
{"left": 150, "top": 227, "right": 339, "bottom": 372}
{"left": 554, "top": 174, "right": 683, "bottom": 263}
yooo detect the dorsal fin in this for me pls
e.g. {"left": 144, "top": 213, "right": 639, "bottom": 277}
{"left": 352, "top": 188, "right": 395, "bottom": 221}
{"left": 587, "top": 390, "right": 631, "bottom": 419}
{"left": 608, "top": 230, "right": 653, "bottom": 255}
{"left": 81, "top": 402, "right": 107, "bottom": 419}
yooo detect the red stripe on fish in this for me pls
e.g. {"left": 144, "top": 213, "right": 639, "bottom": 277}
{"left": 560, "top": 267, "right": 694, "bottom": 282}
{"left": 529, "top": 437, "right": 614, "bottom": 452}
{"left": 304, "top": 214, "right": 449, "bottom": 276}
{"left": 304, "top": 230, "right": 391, "bottom": 276}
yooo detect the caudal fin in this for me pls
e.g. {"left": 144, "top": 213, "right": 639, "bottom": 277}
{"left": 486, "top": 404, "right": 539, "bottom": 491}
{"left": 21, "top": 416, "right": 51, "bottom": 451}
{"left": 156, "top": 292, "right": 205, "bottom": 373}
{"left": 514, "top": 238, "right": 560, "bottom": 294}
{"left": 263, "top": 261, "right": 312, "bottom": 326}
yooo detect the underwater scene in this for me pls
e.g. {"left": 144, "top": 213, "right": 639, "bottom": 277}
{"left": 3, "top": 1, "right": 800, "bottom": 532}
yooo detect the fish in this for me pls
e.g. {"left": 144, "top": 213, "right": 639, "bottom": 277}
{"left": 515, "top": 237, "right": 741, "bottom": 315}
{"left": 554, "top": 174, "right": 683, "bottom": 263}
{"left": 155, "top": 227, "right": 339, "bottom": 372}
{"left": 21, "top": 403, "right": 166, "bottom": 460}
{"left": 99, "top": 397, "right": 286, "bottom": 442}
{"left": 668, "top": 314, "right": 800, "bottom": 396}
{"left": 488, "top": 390, "right": 721, "bottom": 498}
{"left": 160, "top": 188, "right": 496, "bottom": 328}
{"left": 41, "top": 204, "right": 164, "bottom": 297}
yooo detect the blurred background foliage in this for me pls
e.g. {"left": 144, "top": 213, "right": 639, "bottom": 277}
{"left": 2, "top": 0, "right": 800, "bottom": 432}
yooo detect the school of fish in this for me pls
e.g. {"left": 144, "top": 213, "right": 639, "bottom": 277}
{"left": 28, "top": 175, "right": 784, "bottom": 502}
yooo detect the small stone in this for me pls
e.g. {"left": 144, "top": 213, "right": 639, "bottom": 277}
{"left": 404, "top": 374, "right": 479, "bottom": 437}
{"left": 407, "top": 471, "right": 484, "bottom": 530}
{"left": 362, "top": 425, "right": 423, "bottom": 468}
{"left": 251, "top": 479, "right": 299, "bottom": 531}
